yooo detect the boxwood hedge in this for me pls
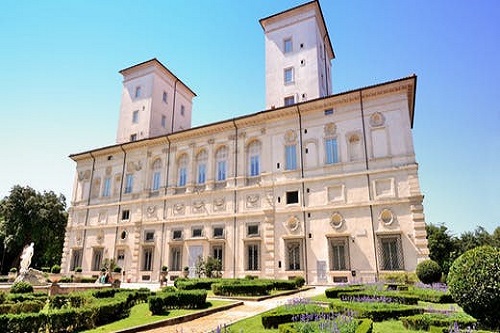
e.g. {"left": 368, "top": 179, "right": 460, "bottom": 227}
{"left": 401, "top": 313, "right": 477, "bottom": 331}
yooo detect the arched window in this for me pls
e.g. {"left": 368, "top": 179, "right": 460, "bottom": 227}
{"left": 151, "top": 159, "right": 162, "bottom": 191}
{"left": 196, "top": 150, "right": 208, "bottom": 184}
{"left": 247, "top": 140, "right": 261, "bottom": 177}
{"left": 177, "top": 154, "right": 188, "bottom": 187}
{"left": 215, "top": 146, "right": 228, "bottom": 182}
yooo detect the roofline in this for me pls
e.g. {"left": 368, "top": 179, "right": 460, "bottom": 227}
{"left": 259, "top": 0, "right": 335, "bottom": 59}
{"left": 119, "top": 58, "right": 197, "bottom": 97}
{"left": 69, "top": 75, "right": 417, "bottom": 160}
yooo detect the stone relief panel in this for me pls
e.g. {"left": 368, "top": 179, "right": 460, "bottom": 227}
{"left": 369, "top": 112, "right": 386, "bottom": 127}
{"left": 173, "top": 203, "right": 185, "bottom": 216}
{"left": 98, "top": 211, "right": 107, "bottom": 224}
{"left": 213, "top": 197, "right": 226, "bottom": 212}
{"left": 78, "top": 170, "right": 91, "bottom": 181}
{"left": 146, "top": 205, "right": 157, "bottom": 219}
{"left": 192, "top": 200, "right": 205, "bottom": 214}
{"left": 126, "top": 161, "right": 142, "bottom": 172}
{"left": 324, "top": 123, "right": 337, "bottom": 137}
{"left": 327, "top": 185, "right": 345, "bottom": 203}
{"left": 374, "top": 178, "right": 395, "bottom": 199}
{"left": 96, "top": 230, "right": 104, "bottom": 244}
{"left": 286, "top": 215, "right": 300, "bottom": 233}
{"left": 246, "top": 194, "right": 260, "bottom": 208}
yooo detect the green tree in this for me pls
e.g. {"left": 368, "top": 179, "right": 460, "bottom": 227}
{"left": 0, "top": 185, "right": 67, "bottom": 273}
{"left": 425, "top": 223, "right": 457, "bottom": 274}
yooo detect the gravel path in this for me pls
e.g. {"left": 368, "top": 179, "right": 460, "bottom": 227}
{"left": 140, "top": 287, "right": 327, "bottom": 333}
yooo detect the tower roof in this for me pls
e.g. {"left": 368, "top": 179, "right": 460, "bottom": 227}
{"left": 259, "top": 0, "right": 335, "bottom": 60}
{"left": 119, "top": 58, "right": 197, "bottom": 97}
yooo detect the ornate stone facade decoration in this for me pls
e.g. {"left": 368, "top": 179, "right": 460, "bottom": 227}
{"left": 173, "top": 203, "right": 185, "bottom": 215}
{"left": 96, "top": 230, "right": 104, "bottom": 244}
{"left": 78, "top": 170, "right": 91, "bottom": 181}
{"left": 105, "top": 166, "right": 112, "bottom": 176}
{"left": 192, "top": 200, "right": 205, "bottom": 214}
{"left": 284, "top": 129, "right": 297, "bottom": 143}
{"left": 286, "top": 215, "right": 300, "bottom": 232}
{"left": 146, "top": 205, "right": 157, "bottom": 218}
{"left": 75, "top": 230, "right": 83, "bottom": 245}
{"left": 379, "top": 208, "right": 395, "bottom": 225}
{"left": 246, "top": 194, "right": 260, "bottom": 208}
{"left": 330, "top": 212, "right": 344, "bottom": 229}
{"left": 324, "top": 122, "right": 337, "bottom": 137}
{"left": 213, "top": 197, "right": 226, "bottom": 212}
{"left": 370, "top": 112, "right": 385, "bottom": 127}
{"left": 127, "top": 161, "right": 142, "bottom": 172}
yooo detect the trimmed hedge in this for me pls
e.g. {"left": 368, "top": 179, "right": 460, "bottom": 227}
{"left": 402, "top": 287, "right": 454, "bottom": 303}
{"left": 261, "top": 306, "right": 330, "bottom": 329}
{"left": 92, "top": 288, "right": 120, "bottom": 298}
{"left": 325, "top": 285, "right": 365, "bottom": 298}
{"left": 0, "top": 300, "right": 45, "bottom": 314}
{"left": 10, "top": 281, "right": 34, "bottom": 294}
{"left": 330, "top": 299, "right": 423, "bottom": 322}
{"left": 148, "top": 290, "right": 207, "bottom": 315}
{"left": 212, "top": 281, "right": 273, "bottom": 296}
{"left": 401, "top": 313, "right": 477, "bottom": 331}
{"left": 416, "top": 259, "right": 442, "bottom": 285}
{"left": 278, "top": 318, "right": 373, "bottom": 333}
{"left": 175, "top": 278, "right": 222, "bottom": 290}
{"left": 49, "top": 294, "right": 88, "bottom": 309}
{"left": 338, "top": 291, "right": 419, "bottom": 305}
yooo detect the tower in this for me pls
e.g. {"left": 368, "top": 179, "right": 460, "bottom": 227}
{"left": 260, "top": 0, "right": 334, "bottom": 109}
{"left": 116, "top": 58, "right": 196, "bottom": 144}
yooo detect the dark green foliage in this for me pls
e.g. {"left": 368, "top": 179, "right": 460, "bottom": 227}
{"left": 448, "top": 246, "right": 500, "bottom": 330}
{"left": 92, "top": 288, "right": 119, "bottom": 298}
{"left": 402, "top": 287, "right": 454, "bottom": 303}
{"left": 0, "top": 292, "right": 5, "bottom": 304}
{"left": 330, "top": 299, "right": 423, "bottom": 322}
{"left": 338, "top": 291, "right": 419, "bottom": 305}
{"left": 50, "top": 264, "right": 61, "bottom": 273}
{"left": 49, "top": 294, "right": 87, "bottom": 309}
{"left": 7, "top": 293, "right": 47, "bottom": 303}
{"left": 294, "top": 276, "right": 305, "bottom": 288}
{"left": 148, "top": 290, "right": 207, "bottom": 314}
{"left": 325, "top": 285, "right": 365, "bottom": 298}
{"left": 401, "top": 313, "right": 477, "bottom": 331}
{"left": 161, "top": 286, "right": 177, "bottom": 293}
{"left": 175, "top": 278, "right": 221, "bottom": 290}
{"left": 212, "top": 280, "right": 273, "bottom": 296}
{"left": 0, "top": 300, "right": 45, "bottom": 314}
{"left": 10, "top": 281, "right": 34, "bottom": 294}
{"left": 416, "top": 259, "right": 442, "bottom": 285}
{"left": 278, "top": 318, "right": 373, "bottom": 333}
{"left": 0, "top": 185, "right": 67, "bottom": 273}
{"left": 261, "top": 304, "right": 328, "bottom": 329}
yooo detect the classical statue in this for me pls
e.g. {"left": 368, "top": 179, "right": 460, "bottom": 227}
{"left": 19, "top": 242, "right": 34, "bottom": 275}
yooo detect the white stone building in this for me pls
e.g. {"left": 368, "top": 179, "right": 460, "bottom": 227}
{"left": 61, "top": 1, "right": 429, "bottom": 284}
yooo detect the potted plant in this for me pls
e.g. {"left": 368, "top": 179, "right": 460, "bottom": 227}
{"left": 112, "top": 266, "right": 122, "bottom": 281}
{"left": 49, "top": 264, "right": 61, "bottom": 284}
{"left": 182, "top": 266, "right": 189, "bottom": 278}
{"left": 73, "top": 267, "right": 83, "bottom": 282}
{"left": 8, "top": 267, "right": 17, "bottom": 282}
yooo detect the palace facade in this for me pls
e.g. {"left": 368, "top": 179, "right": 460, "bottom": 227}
{"left": 61, "top": 1, "right": 429, "bottom": 284}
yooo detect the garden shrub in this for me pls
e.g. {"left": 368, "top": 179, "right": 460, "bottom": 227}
{"left": 294, "top": 276, "right": 305, "bottom": 288}
{"left": 7, "top": 293, "right": 47, "bottom": 303}
{"left": 49, "top": 294, "right": 88, "bottom": 309}
{"left": 0, "top": 300, "right": 45, "bottom": 314}
{"left": 447, "top": 246, "right": 500, "bottom": 330}
{"left": 379, "top": 272, "right": 418, "bottom": 284}
{"left": 416, "top": 259, "right": 442, "bottom": 285}
{"left": 261, "top": 304, "right": 328, "bottom": 329}
{"left": 330, "top": 299, "right": 423, "bottom": 322}
{"left": 10, "top": 281, "right": 34, "bottom": 294}
{"left": 175, "top": 278, "right": 221, "bottom": 290}
{"left": 402, "top": 286, "right": 453, "bottom": 303}
{"left": 401, "top": 313, "right": 477, "bottom": 331}
{"left": 92, "top": 288, "right": 119, "bottom": 298}
{"left": 0, "top": 292, "right": 5, "bottom": 304}
{"left": 325, "top": 285, "right": 365, "bottom": 298}
{"left": 212, "top": 280, "right": 272, "bottom": 296}
{"left": 277, "top": 318, "right": 372, "bottom": 333}
{"left": 148, "top": 290, "right": 207, "bottom": 314}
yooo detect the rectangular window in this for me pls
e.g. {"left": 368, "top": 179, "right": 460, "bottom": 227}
{"left": 379, "top": 236, "right": 403, "bottom": 270}
{"left": 162, "top": 91, "right": 168, "bottom": 103}
{"left": 121, "top": 209, "right": 130, "bottom": 220}
{"left": 142, "top": 247, "right": 154, "bottom": 271}
{"left": 213, "top": 227, "right": 224, "bottom": 238}
{"left": 285, "top": 145, "right": 297, "bottom": 170}
{"left": 250, "top": 156, "right": 260, "bottom": 176}
{"left": 329, "top": 237, "right": 350, "bottom": 271}
{"left": 325, "top": 138, "right": 339, "bottom": 164}
{"left": 286, "top": 241, "right": 302, "bottom": 270}
{"left": 247, "top": 224, "right": 259, "bottom": 237}
{"left": 170, "top": 247, "right": 182, "bottom": 271}
{"left": 132, "top": 110, "right": 139, "bottom": 124}
{"left": 91, "top": 248, "right": 103, "bottom": 271}
{"left": 284, "top": 38, "right": 292, "bottom": 53}
{"left": 284, "top": 67, "right": 294, "bottom": 84}
{"left": 161, "top": 115, "right": 167, "bottom": 128}
{"left": 173, "top": 230, "right": 182, "bottom": 240}
{"left": 152, "top": 171, "right": 161, "bottom": 191}
{"left": 130, "top": 134, "right": 137, "bottom": 142}
{"left": 284, "top": 96, "right": 295, "bottom": 106}
{"left": 212, "top": 245, "right": 223, "bottom": 269}
{"left": 70, "top": 249, "right": 83, "bottom": 271}
{"left": 144, "top": 231, "right": 155, "bottom": 242}
{"left": 102, "top": 177, "right": 111, "bottom": 197}
{"left": 247, "top": 243, "right": 259, "bottom": 271}
{"left": 178, "top": 168, "right": 187, "bottom": 187}
{"left": 197, "top": 163, "right": 206, "bottom": 184}
{"left": 324, "top": 108, "right": 334, "bottom": 116}
{"left": 192, "top": 228, "right": 203, "bottom": 237}
{"left": 180, "top": 105, "right": 185, "bottom": 116}
{"left": 217, "top": 160, "right": 226, "bottom": 181}
{"left": 134, "top": 86, "right": 141, "bottom": 98}
{"left": 286, "top": 191, "right": 299, "bottom": 204}
{"left": 125, "top": 174, "right": 134, "bottom": 193}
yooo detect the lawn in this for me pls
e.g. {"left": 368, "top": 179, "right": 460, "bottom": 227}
{"left": 83, "top": 299, "right": 233, "bottom": 333}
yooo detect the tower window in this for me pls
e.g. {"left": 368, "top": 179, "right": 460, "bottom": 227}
{"left": 130, "top": 134, "right": 137, "bottom": 142}
{"left": 284, "top": 67, "right": 294, "bottom": 85}
{"left": 284, "top": 38, "right": 292, "bottom": 53}
{"left": 132, "top": 110, "right": 139, "bottom": 124}
{"left": 284, "top": 96, "right": 295, "bottom": 106}
{"left": 161, "top": 115, "right": 166, "bottom": 128}
{"left": 324, "top": 109, "right": 334, "bottom": 116}
{"left": 286, "top": 191, "right": 299, "bottom": 204}
{"left": 162, "top": 91, "right": 168, "bottom": 103}
{"left": 180, "top": 105, "right": 185, "bottom": 116}
{"left": 134, "top": 86, "right": 141, "bottom": 98}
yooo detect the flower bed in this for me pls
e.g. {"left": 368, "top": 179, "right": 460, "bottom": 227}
{"left": 401, "top": 312, "right": 477, "bottom": 331}
{"left": 330, "top": 299, "right": 423, "bottom": 322}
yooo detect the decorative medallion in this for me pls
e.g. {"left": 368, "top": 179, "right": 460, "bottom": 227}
{"left": 246, "top": 194, "right": 260, "bottom": 208}
{"left": 286, "top": 215, "right": 300, "bottom": 232}
{"left": 284, "top": 130, "right": 297, "bottom": 143}
{"left": 379, "top": 208, "right": 395, "bottom": 225}
{"left": 173, "top": 203, "right": 185, "bottom": 215}
{"left": 370, "top": 112, "right": 385, "bottom": 127}
{"left": 330, "top": 212, "right": 344, "bottom": 229}
{"left": 324, "top": 123, "right": 337, "bottom": 136}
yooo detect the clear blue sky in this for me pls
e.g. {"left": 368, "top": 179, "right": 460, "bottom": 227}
{"left": 1, "top": 1, "right": 498, "bottom": 235}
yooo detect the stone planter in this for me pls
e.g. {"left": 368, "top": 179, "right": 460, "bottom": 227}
{"left": 111, "top": 272, "right": 122, "bottom": 281}
{"left": 8, "top": 272, "right": 17, "bottom": 282}
{"left": 73, "top": 272, "right": 82, "bottom": 282}
{"left": 49, "top": 273, "right": 61, "bottom": 284}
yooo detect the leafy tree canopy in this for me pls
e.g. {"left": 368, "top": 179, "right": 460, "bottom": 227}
{"left": 0, "top": 185, "right": 67, "bottom": 273}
